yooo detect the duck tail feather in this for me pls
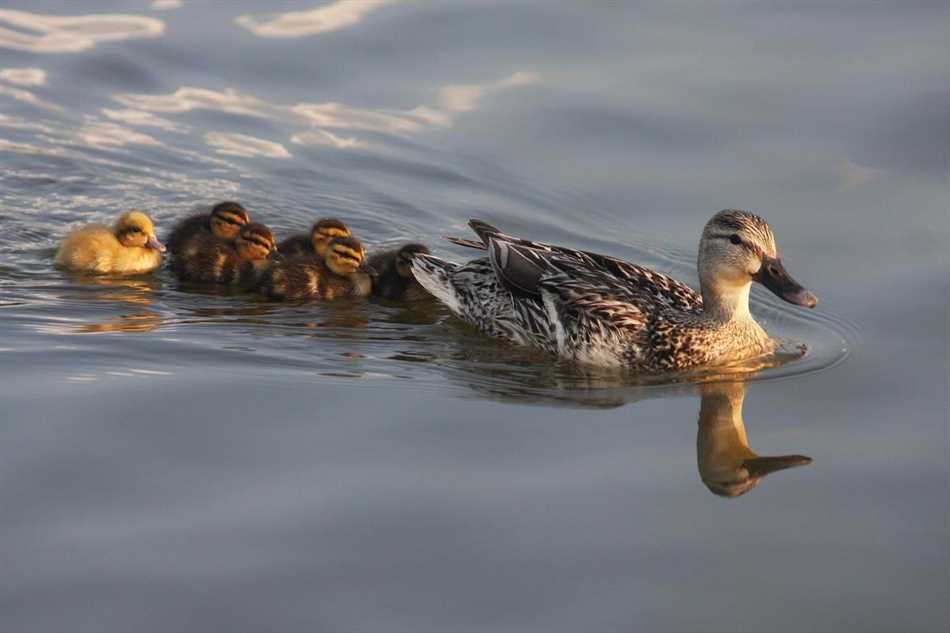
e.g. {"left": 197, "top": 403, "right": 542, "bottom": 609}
{"left": 443, "top": 235, "right": 486, "bottom": 250}
{"left": 410, "top": 254, "right": 462, "bottom": 314}
{"left": 468, "top": 219, "right": 509, "bottom": 245}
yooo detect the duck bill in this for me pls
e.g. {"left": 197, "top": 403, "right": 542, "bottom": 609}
{"left": 743, "top": 455, "right": 812, "bottom": 479}
{"left": 754, "top": 257, "right": 817, "bottom": 308}
{"left": 146, "top": 235, "right": 166, "bottom": 252}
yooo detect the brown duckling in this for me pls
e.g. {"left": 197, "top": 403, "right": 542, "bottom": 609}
{"left": 54, "top": 210, "right": 165, "bottom": 275}
{"left": 174, "top": 222, "right": 278, "bottom": 287}
{"left": 367, "top": 242, "right": 431, "bottom": 301}
{"left": 166, "top": 200, "right": 250, "bottom": 256}
{"left": 257, "top": 236, "right": 372, "bottom": 301}
{"left": 277, "top": 217, "right": 351, "bottom": 259}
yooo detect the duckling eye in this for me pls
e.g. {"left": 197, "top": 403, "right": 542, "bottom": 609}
{"left": 128, "top": 227, "right": 142, "bottom": 234}
{"left": 729, "top": 234, "right": 742, "bottom": 245}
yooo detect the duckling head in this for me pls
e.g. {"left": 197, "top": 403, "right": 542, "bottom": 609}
{"left": 209, "top": 201, "right": 250, "bottom": 240}
{"left": 394, "top": 243, "right": 431, "bottom": 278}
{"left": 325, "top": 236, "right": 367, "bottom": 276}
{"left": 115, "top": 210, "right": 165, "bottom": 252}
{"left": 235, "top": 223, "right": 277, "bottom": 261}
{"left": 698, "top": 209, "right": 816, "bottom": 317}
{"left": 310, "top": 218, "right": 351, "bottom": 257}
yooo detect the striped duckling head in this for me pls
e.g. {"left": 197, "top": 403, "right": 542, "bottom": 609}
{"left": 325, "top": 236, "right": 366, "bottom": 276}
{"left": 310, "top": 218, "right": 351, "bottom": 257}
{"left": 394, "top": 243, "right": 430, "bottom": 278}
{"left": 235, "top": 223, "right": 277, "bottom": 261}
{"left": 209, "top": 201, "right": 250, "bottom": 240}
{"left": 114, "top": 210, "right": 165, "bottom": 251}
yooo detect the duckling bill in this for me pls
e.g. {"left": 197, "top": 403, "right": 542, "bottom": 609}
{"left": 257, "top": 236, "right": 372, "bottom": 301}
{"left": 54, "top": 210, "right": 165, "bottom": 275}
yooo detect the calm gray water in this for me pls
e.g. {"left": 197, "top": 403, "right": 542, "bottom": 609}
{"left": 1, "top": 2, "right": 948, "bottom": 631}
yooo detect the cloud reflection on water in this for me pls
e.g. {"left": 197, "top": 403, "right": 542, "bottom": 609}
{"left": 100, "top": 109, "right": 189, "bottom": 133}
{"left": 0, "top": 9, "right": 163, "bottom": 53}
{"left": 235, "top": 0, "right": 394, "bottom": 38}
{"left": 113, "top": 73, "right": 541, "bottom": 154}
{"left": 205, "top": 132, "right": 291, "bottom": 159}
{"left": 0, "top": 67, "right": 46, "bottom": 86}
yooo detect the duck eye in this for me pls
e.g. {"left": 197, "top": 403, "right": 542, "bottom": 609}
{"left": 729, "top": 234, "right": 742, "bottom": 245}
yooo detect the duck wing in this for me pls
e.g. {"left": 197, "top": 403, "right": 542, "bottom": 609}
{"left": 472, "top": 220, "right": 702, "bottom": 313}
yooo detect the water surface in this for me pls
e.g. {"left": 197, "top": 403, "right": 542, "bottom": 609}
{"left": 1, "top": 2, "right": 948, "bottom": 631}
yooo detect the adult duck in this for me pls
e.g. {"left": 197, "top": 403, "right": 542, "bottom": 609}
{"left": 410, "top": 210, "right": 817, "bottom": 371}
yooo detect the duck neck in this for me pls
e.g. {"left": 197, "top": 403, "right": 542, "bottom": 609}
{"left": 699, "top": 277, "right": 754, "bottom": 324}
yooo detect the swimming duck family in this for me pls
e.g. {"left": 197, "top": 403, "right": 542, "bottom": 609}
{"left": 53, "top": 203, "right": 817, "bottom": 374}
{"left": 54, "top": 210, "right": 165, "bottom": 275}
{"left": 411, "top": 210, "right": 817, "bottom": 371}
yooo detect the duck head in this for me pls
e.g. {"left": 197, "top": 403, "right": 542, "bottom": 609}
{"left": 310, "top": 218, "right": 351, "bottom": 257}
{"left": 395, "top": 243, "right": 430, "bottom": 278}
{"left": 698, "top": 210, "right": 816, "bottom": 320}
{"left": 209, "top": 201, "right": 250, "bottom": 240}
{"left": 325, "top": 236, "right": 369, "bottom": 276}
{"left": 115, "top": 210, "right": 165, "bottom": 252}
{"left": 235, "top": 223, "right": 277, "bottom": 261}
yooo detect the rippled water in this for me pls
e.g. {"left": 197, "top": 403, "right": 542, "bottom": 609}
{"left": 1, "top": 2, "right": 948, "bottom": 631}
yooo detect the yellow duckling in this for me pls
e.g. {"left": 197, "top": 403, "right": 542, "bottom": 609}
{"left": 258, "top": 236, "right": 373, "bottom": 301}
{"left": 277, "top": 218, "right": 351, "bottom": 259}
{"left": 54, "top": 210, "right": 165, "bottom": 275}
{"left": 166, "top": 200, "right": 250, "bottom": 256}
{"left": 174, "top": 223, "right": 278, "bottom": 287}
{"left": 367, "top": 242, "right": 431, "bottom": 301}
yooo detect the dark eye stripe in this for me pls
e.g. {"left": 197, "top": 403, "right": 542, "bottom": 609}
{"left": 244, "top": 237, "right": 273, "bottom": 249}
{"left": 711, "top": 233, "right": 759, "bottom": 253}
{"left": 215, "top": 214, "right": 246, "bottom": 226}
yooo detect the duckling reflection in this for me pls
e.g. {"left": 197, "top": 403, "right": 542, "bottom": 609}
{"left": 45, "top": 276, "right": 163, "bottom": 334}
{"left": 697, "top": 381, "right": 811, "bottom": 497}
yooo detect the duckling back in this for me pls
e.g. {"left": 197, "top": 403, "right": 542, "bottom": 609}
{"left": 276, "top": 235, "right": 313, "bottom": 259}
{"left": 256, "top": 258, "right": 371, "bottom": 301}
{"left": 367, "top": 243, "right": 431, "bottom": 301}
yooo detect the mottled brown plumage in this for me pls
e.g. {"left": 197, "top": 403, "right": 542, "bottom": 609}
{"left": 412, "top": 211, "right": 817, "bottom": 371}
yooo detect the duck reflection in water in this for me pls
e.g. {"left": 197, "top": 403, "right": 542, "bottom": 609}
{"left": 697, "top": 381, "right": 811, "bottom": 497}
{"left": 430, "top": 336, "right": 812, "bottom": 497}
